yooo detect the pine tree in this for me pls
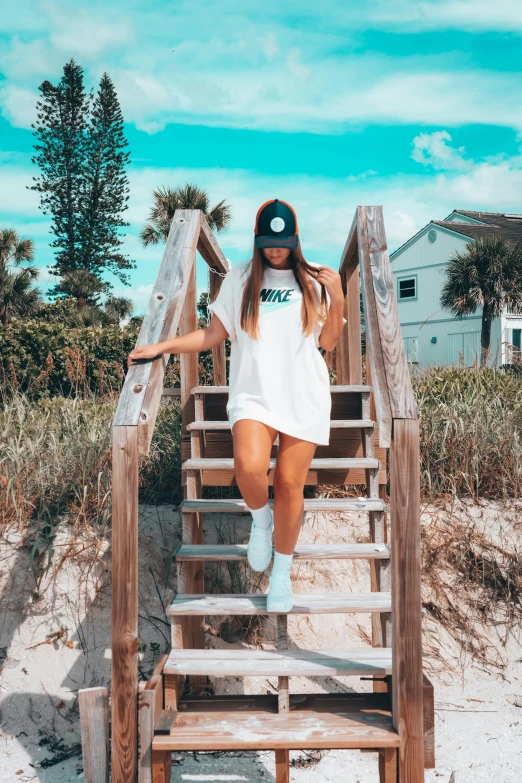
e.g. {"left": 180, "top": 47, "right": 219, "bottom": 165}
{"left": 30, "top": 59, "right": 91, "bottom": 281}
{"left": 79, "top": 72, "right": 133, "bottom": 285}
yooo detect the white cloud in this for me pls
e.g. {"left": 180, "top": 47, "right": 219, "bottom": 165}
{"left": 411, "top": 131, "right": 468, "bottom": 170}
{"left": 1, "top": 5, "right": 521, "bottom": 135}
{"left": 368, "top": 0, "right": 522, "bottom": 33}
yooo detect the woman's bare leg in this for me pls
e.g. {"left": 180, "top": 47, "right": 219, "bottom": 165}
{"left": 272, "top": 433, "right": 317, "bottom": 555}
{"left": 232, "top": 419, "right": 278, "bottom": 508}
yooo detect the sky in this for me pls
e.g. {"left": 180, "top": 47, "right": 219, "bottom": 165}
{"left": 1, "top": 0, "right": 522, "bottom": 314}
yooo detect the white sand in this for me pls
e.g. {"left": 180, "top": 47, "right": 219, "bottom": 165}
{"left": 0, "top": 500, "right": 521, "bottom": 782}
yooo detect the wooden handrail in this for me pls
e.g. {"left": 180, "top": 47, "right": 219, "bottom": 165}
{"left": 111, "top": 210, "right": 231, "bottom": 783}
{"left": 339, "top": 206, "right": 417, "bottom": 447}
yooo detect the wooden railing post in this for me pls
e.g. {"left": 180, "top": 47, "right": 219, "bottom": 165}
{"left": 111, "top": 425, "right": 139, "bottom": 783}
{"left": 391, "top": 417, "right": 424, "bottom": 780}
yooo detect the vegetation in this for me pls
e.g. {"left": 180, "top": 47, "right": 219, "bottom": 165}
{"left": 140, "top": 184, "right": 232, "bottom": 246}
{"left": 441, "top": 235, "right": 522, "bottom": 366}
{"left": 30, "top": 59, "right": 133, "bottom": 291}
{"left": 0, "top": 229, "right": 40, "bottom": 324}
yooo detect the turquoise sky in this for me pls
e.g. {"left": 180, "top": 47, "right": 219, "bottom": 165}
{"left": 2, "top": 1, "right": 522, "bottom": 314}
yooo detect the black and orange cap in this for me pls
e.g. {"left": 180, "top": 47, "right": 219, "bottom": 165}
{"left": 254, "top": 199, "right": 299, "bottom": 249}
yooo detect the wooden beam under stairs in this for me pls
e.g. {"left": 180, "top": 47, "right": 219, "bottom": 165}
{"left": 179, "top": 497, "right": 387, "bottom": 513}
{"left": 164, "top": 647, "right": 393, "bottom": 677}
{"left": 176, "top": 542, "right": 390, "bottom": 561}
{"left": 169, "top": 592, "right": 391, "bottom": 617}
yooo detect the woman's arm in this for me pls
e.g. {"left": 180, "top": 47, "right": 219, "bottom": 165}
{"left": 315, "top": 267, "right": 345, "bottom": 352}
{"left": 127, "top": 315, "right": 229, "bottom": 367}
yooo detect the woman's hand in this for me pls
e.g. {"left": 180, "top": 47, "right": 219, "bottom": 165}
{"left": 127, "top": 344, "right": 163, "bottom": 368}
{"left": 316, "top": 265, "right": 343, "bottom": 303}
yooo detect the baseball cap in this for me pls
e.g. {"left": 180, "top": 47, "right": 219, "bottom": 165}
{"left": 254, "top": 199, "right": 299, "bottom": 249}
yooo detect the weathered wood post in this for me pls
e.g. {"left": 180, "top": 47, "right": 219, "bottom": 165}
{"left": 79, "top": 687, "right": 110, "bottom": 783}
{"left": 358, "top": 206, "right": 425, "bottom": 781}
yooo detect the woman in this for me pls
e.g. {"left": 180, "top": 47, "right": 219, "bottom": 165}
{"left": 128, "top": 199, "right": 346, "bottom": 612}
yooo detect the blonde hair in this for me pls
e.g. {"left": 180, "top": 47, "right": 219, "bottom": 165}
{"left": 239, "top": 241, "right": 328, "bottom": 340}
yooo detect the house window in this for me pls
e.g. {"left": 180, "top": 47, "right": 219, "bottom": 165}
{"left": 397, "top": 275, "right": 417, "bottom": 301}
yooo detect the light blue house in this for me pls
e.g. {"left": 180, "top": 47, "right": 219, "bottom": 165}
{"left": 389, "top": 210, "right": 522, "bottom": 368}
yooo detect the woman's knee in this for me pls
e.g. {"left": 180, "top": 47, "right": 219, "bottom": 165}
{"left": 234, "top": 455, "right": 269, "bottom": 482}
{"left": 273, "top": 471, "right": 303, "bottom": 496}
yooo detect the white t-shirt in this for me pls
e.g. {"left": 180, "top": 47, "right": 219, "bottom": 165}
{"left": 208, "top": 260, "right": 344, "bottom": 446}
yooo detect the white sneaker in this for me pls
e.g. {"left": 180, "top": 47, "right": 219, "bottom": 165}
{"left": 247, "top": 507, "right": 274, "bottom": 572}
{"left": 267, "top": 571, "right": 293, "bottom": 613}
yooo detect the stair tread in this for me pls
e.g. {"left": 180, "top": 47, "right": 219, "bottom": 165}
{"left": 152, "top": 693, "right": 400, "bottom": 750}
{"left": 187, "top": 419, "right": 375, "bottom": 431}
{"left": 183, "top": 457, "right": 380, "bottom": 470}
{"left": 169, "top": 593, "right": 391, "bottom": 616}
{"left": 191, "top": 385, "right": 371, "bottom": 394}
{"left": 179, "top": 498, "right": 387, "bottom": 513}
{"left": 177, "top": 542, "right": 390, "bottom": 561}
{"left": 164, "top": 647, "right": 392, "bottom": 676}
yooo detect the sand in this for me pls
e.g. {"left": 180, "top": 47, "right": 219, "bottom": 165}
{"left": 0, "top": 500, "right": 521, "bottom": 782}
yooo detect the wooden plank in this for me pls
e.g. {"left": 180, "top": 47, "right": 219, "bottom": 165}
{"left": 379, "top": 747, "right": 398, "bottom": 783}
{"left": 358, "top": 207, "right": 417, "bottom": 448}
{"left": 169, "top": 592, "right": 391, "bottom": 616}
{"left": 209, "top": 268, "right": 227, "bottom": 386}
{"left": 152, "top": 693, "right": 401, "bottom": 751}
{"left": 179, "top": 248, "right": 199, "bottom": 435}
{"left": 185, "top": 467, "right": 385, "bottom": 487}
{"left": 111, "top": 426, "right": 139, "bottom": 783}
{"left": 138, "top": 675, "right": 164, "bottom": 783}
{"left": 176, "top": 543, "right": 390, "bottom": 561}
{"left": 151, "top": 749, "right": 171, "bottom": 783}
{"left": 391, "top": 418, "right": 424, "bottom": 780}
{"left": 190, "top": 384, "right": 371, "bottom": 394}
{"left": 339, "top": 210, "right": 359, "bottom": 277}
{"left": 275, "top": 749, "right": 290, "bottom": 783}
{"left": 197, "top": 213, "right": 230, "bottom": 274}
{"left": 187, "top": 418, "right": 375, "bottom": 431}
{"left": 182, "top": 457, "right": 380, "bottom": 471}
{"left": 423, "top": 673, "right": 435, "bottom": 769}
{"left": 155, "top": 711, "right": 177, "bottom": 735}
{"left": 179, "top": 497, "right": 387, "bottom": 513}
{"left": 79, "top": 687, "right": 109, "bottom": 783}
{"left": 163, "top": 648, "right": 393, "bottom": 677}
{"left": 161, "top": 387, "right": 181, "bottom": 396}
{"left": 114, "top": 209, "right": 201, "bottom": 431}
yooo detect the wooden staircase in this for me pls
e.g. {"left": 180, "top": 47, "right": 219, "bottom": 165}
{"left": 150, "top": 382, "right": 399, "bottom": 781}
{"left": 108, "top": 207, "right": 433, "bottom": 783}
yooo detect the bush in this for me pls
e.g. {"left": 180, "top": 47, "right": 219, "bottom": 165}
{"left": 413, "top": 365, "right": 522, "bottom": 500}
{"left": 0, "top": 317, "right": 139, "bottom": 398}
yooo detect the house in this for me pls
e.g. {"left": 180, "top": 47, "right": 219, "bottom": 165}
{"left": 389, "top": 210, "right": 522, "bottom": 368}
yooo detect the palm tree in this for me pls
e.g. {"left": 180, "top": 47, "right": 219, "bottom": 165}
{"left": 56, "top": 269, "right": 107, "bottom": 309}
{"left": 103, "top": 295, "right": 133, "bottom": 325}
{"left": 140, "top": 184, "right": 232, "bottom": 246}
{"left": 0, "top": 229, "right": 40, "bottom": 324}
{"left": 441, "top": 235, "right": 522, "bottom": 366}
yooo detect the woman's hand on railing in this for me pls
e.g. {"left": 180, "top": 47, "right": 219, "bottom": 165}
{"left": 127, "top": 344, "right": 163, "bottom": 368}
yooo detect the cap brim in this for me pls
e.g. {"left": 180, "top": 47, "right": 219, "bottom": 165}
{"left": 255, "top": 235, "right": 298, "bottom": 249}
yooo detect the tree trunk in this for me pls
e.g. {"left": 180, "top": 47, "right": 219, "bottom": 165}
{"left": 480, "top": 303, "right": 493, "bottom": 367}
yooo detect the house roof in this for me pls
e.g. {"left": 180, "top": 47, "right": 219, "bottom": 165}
{"left": 390, "top": 210, "right": 522, "bottom": 261}
{"left": 433, "top": 210, "right": 522, "bottom": 244}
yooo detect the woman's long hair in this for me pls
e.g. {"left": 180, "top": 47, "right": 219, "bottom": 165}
{"left": 239, "top": 241, "right": 328, "bottom": 340}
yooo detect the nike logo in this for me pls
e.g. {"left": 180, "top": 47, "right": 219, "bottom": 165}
{"left": 259, "top": 288, "right": 301, "bottom": 314}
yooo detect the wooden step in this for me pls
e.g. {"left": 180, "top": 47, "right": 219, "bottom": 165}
{"left": 152, "top": 693, "right": 400, "bottom": 751}
{"left": 164, "top": 647, "right": 392, "bottom": 677}
{"left": 176, "top": 542, "right": 390, "bottom": 561}
{"left": 191, "top": 385, "right": 371, "bottom": 395}
{"left": 187, "top": 419, "right": 375, "bottom": 431}
{"left": 182, "top": 457, "right": 380, "bottom": 471}
{"left": 179, "top": 497, "right": 387, "bottom": 513}
{"left": 169, "top": 592, "right": 391, "bottom": 616}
